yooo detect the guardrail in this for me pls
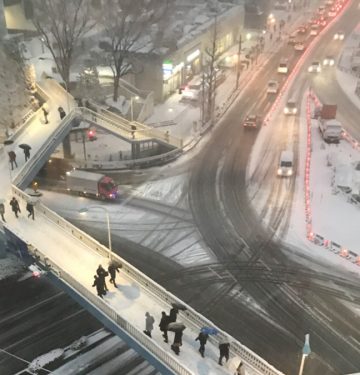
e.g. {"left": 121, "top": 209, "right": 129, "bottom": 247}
{"left": 10, "top": 183, "right": 286, "bottom": 375}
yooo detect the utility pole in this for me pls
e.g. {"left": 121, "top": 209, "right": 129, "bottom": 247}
{"left": 236, "top": 33, "right": 242, "bottom": 90}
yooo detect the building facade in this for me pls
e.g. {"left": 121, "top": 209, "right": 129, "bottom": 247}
{"left": 134, "top": 3, "right": 244, "bottom": 102}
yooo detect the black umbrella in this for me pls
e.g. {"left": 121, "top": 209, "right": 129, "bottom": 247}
{"left": 167, "top": 322, "right": 186, "bottom": 332}
{"left": 171, "top": 302, "right": 187, "bottom": 311}
{"left": 4, "top": 140, "right": 14, "bottom": 146}
{"left": 19, "top": 144, "right": 32, "bottom": 150}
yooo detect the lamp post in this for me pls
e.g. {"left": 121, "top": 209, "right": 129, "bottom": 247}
{"left": 79, "top": 206, "right": 112, "bottom": 258}
{"left": 298, "top": 334, "right": 311, "bottom": 375}
{"left": 130, "top": 95, "right": 139, "bottom": 122}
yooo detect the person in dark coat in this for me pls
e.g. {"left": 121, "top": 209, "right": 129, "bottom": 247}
{"left": 26, "top": 202, "right": 35, "bottom": 220}
{"left": 171, "top": 330, "right": 183, "bottom": 355}
{"left": 9, "top": 197, "right": 20, "bottom": 218}
{"left": 96, "top": 264, "right": 109, "bottom": 292}
{"left": 92, "top": 275, "right": 105, "bottom": 298}
{"left": 195, "top": 331, "right": 209, "bottom": 358}
{"left": 42, "top": 106, "right": 49, "bottom": 124}
{"left": 218, "top": 342, "right": 230, "bottom": 366}
{"left": 169, "top": 307, "right": 178, "bottom": 323}
{"left": 0, "top": 202, "right": 5, "bottom": 222}
{"left": 143, "top": 312, "right": 155, "bottom": 338}
{"left": 159, "top": 311, "right": 170, "bottom": 343}
{"left": 58, "top": 106, "right": 66, "bottom": 120}
{"left": 8, "top": 151, "right": 18, "bottom": 170}
{"left": 24, "top": 147, "right": 30, "bottom": 162}
{"left": 108, "top": 262, "right": 121, "bottom": 288}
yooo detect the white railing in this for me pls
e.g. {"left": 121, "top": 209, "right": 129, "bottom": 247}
{"left": 10, "top": 184, "right": 286, "bottom": 375}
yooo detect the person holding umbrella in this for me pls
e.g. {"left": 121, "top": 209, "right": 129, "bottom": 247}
{"left": 195, "top": 331, "right": 209, "bottom": 358}
{"left": 19, "top": 144, "right": 31, "bottom": 162}
{"left": 167, "top": 322, "right": 186, "bottom": 355}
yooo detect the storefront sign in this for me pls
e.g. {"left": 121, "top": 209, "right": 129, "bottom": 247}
{"left": 162, "top": 60, "right": 173, "bottom": 79}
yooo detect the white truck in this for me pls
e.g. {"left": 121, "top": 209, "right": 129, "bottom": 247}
{"left": 66, "top": 170, "right": 118, "bottom": 200}
{"left": 318, "top": 104, "right": 342, "bottom": 143}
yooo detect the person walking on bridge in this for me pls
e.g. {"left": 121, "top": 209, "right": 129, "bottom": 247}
{"left": 159, "top": 311, "right": 170, "bottom": 343}
{"left": 0, "top": 201, "right": 6, "bottom": 222}
{"left": 8, "top": 151, "right": 17, "bottom": 170}
{"left": 108, "top": 262, "right": 121, "bottom": 288}
{"left": 143, "top": 312, "right": 155, "bottom": 338}
{"left": 9, "top": 197, "right": 21, "bottom": 218}
{"left": 195, "top": 331, "right": 209, "bottom": 358}
{"left": 92, "top": 275, "right": 105, "bottom": 298}
{"left": 26, "top": 202, "right": 35, "bottom": 220}
{"left": 97, "top": 264, "right": 109, "bottom": 293}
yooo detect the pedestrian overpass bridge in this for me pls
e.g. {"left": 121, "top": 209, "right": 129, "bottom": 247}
{"left": 0, "top": 78, "right": 285, "bottom": 375}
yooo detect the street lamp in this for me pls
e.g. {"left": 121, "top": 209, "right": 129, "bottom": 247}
{"left": 130, "top": 95, "right": 139, "bottom": 122}
{"left": 298, "top": 334, "right": 311, "bottom": 375}
{"left": 79, "top": 206, "right": 112, "bottom": 258}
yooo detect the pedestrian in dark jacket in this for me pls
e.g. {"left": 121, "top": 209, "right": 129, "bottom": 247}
{"left": 0, "top": 202, "right": 5, "bottom": 222}
{"left": 159, "top": 311, "right": 170, "bottom": 343}
{"left": 9, "top": 197, "right": 20, "bottom": 218}
{"left": 58, "top": 106, "right": 66, "bottom": 120}
{"left": 171, "top": 331, "right": 183, "bottom": 355}
{"left": 26, "top": 202, "right": 35, "bottom": 220}
{"left": 96, "top": 264, "right": 109, "bottom": 292}
{"left": 108, "top": 262, "right": 121, "bottom": 288}
{"left": 195, "top": 331, "right": 209, "bottom": 358}
{"left": 42, "top": 106, "right": 49, "bottom": 124}
{"left": 24, "top": 148, "right": 30, "bottom": 162}
{"left": 8, "top": 151, "right": 17, "bottom": 170}
{"left": 218, "top": 342, "right": 230, "bottom": 366}
{"left": 92, "top": 275, "right": 105, "bottom": 298}
{"left": 169, "top": 307, "right": 178, "bottom": 323}
{"left": 143, "top": 312, "right": 155, "bottom": 338}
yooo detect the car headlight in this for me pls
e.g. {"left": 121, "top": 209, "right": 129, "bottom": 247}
{"left": 334, "top": 34, "right": 338, "bottom": 39}
{"left": 287, "top": 170, "right": 293, "bottom": 176}
{"left": 329, "top": 60, "right": 334, "bottom": 66}
{"left": 284, "top": 108, "right": 289, "bottom": 114}
{"left": 293, "top": 108, "right": 298, "bottom": 114}
{"left": 317, "top": 67, "right": 321, "bottom": 72}
{"left": 323, "top": 59, "right": 328, "bottom": 65}
{"left": 277, "top": 168, "right": 283, "bottom": 175}
{"left": 308, "top": 67, "right": 312, "bottom": 72}
{"left": 340, "top": 35, "right": 344, "bottom": 40}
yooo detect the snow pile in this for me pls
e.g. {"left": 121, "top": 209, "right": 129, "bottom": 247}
{"left": 0, "top": 253, "right": 24, "bottom": 280}
{"left": 28, "top": 348, "right": 64, "bottom": 373}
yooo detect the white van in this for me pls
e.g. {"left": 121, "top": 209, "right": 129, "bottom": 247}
{"left": 277, "top": 151, "right": 294, "bottom": 177}
{"left": 278, "top": 59, "right": 289, "bottom": 74}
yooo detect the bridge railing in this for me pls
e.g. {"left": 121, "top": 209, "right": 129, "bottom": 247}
{"left": 11, "top": 184, "right": 286, "bottom": 375}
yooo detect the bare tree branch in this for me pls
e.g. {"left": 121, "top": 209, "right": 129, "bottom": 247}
{"left": 32, "top": 0, "right": 95, "bottom": 89}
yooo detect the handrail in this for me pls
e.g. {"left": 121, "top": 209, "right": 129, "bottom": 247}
{"left": 10, "top": 184, "right": 286, "bottom": 375}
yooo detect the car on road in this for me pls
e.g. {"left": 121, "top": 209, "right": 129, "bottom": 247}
{"left": 297, "top": 25, "right": 308, "bottom": 34}
{"left": 323, "top": 55, "right": 335, "bottom": 66}
{"left": 333, "top": 31, "right": 345, "bottom": 40}
{"left": 277, "top": 151, "right": 294, "bottom": 177}
{"left": 308, "top": 61, "right": 322, "bottom": 73}
{"left": 267, "top": 80, "right": 279, "bottom": 94}
{"left": 278, "top": 58, "right": 289, "bottom": 74}
{"left": 310, "top": 24, "right": 319, "bottom": 36}
{"left": 328, "top": 8, "right": 337, "bottom": 17}
{"left": 284, "top": 99, "right": 297, "bottom": 115}
{"left": 294, "top": 42, "right": 305, "bottom": 51}
{"left": 243, "top": 114, "right": 261, "bottom": 129}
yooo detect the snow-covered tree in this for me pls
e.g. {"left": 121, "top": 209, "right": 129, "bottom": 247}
{"left": 32, "top": 0, "right": 95, "bottom": 90}
{"left": 76, "top": 65, "right": 101, "bottom": 101}
{"left": 96, "top": 0, "right": 171, "bottom": 102}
